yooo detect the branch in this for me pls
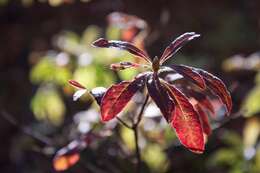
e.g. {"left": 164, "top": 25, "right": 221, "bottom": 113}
{"left": 132, "top": 94, "right": 149, "bottom": 173}
{"left": 116, "top": 117, "right": 132, "bottom": 129}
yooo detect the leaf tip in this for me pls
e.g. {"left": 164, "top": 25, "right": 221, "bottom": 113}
{"left": 92, "top": 38, "right": 108, "bottom": 47}
{"left": 68, "top": 80, "right": 86, "bottom": 89}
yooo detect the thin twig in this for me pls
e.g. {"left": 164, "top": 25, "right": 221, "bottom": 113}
{"left": 132, "top": 94, "right": 149, "bottom": 173}
{"left": 134, "top": 94, "right": 150, "bottom": 128}
{"left": 116, "top": 117, "right": 132, "bottom": 129}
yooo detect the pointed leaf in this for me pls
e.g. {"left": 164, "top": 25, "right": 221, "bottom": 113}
{"left": 110, "top": 61, "right": 142, "bottom": 71}
{"left": 146, "top": 74, "right": 175, "bottom": 122}
{"left": 68, "top": 80, "right": 86, "bottom": 89}
{"left": 160, "top": 32, "right": 200, "bottom": 63}
{"left": 92, "top": 38, "right": 151, "bottom": 63}
{"left": 170, "top": 64, "right": 206, "bottom": 89}
{"left": 164, "top": 82, "right": 204, "bottom": 153}
{"left": 194, "top": 104, "right": 212, "bottom": 135}
{"left": 195, "top": 68, "right": 232, "bottom": 115}
{"left": 101, "top": 74, "right": 146, "bottom": 122}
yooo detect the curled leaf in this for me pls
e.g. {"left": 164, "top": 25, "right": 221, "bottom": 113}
{"left": 146, "top": 74, "right": 174, "bottom": 122}
{"left": 100, "top": 74, "right": 146, "bottom": 121}
{"left": 92, "top": 38, "right": 151, "bottom": 63}
{"left": 194, "top": 104, "right": 212, "bottom": 136}
{"left": 195, "top": 68, "right": 232, "bottom": 115}
{"left": 170, "top": 64, "right": 206, "bottom": 89}
{"left": 160, "top": 32, "right": 200, "bottom": 64}
{"left": 186, "top": 90, "right": 215, "bottom": 115}
{"left": 164, "top": 82, "right": 204, "bottom": 153}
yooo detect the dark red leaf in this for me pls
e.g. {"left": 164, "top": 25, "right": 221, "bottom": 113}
{"left": 194, "top": 104, "right": 212, "bottom": 135}
{"left": 92, "top": 38, "right": 151, "bottom": 63}
{"left": 68, "top": 80, "right": 86, "bottom": 89}
{"left": 146, "top": 74, "right": 175, "bottom": 122}
{"left": 170, "top": 64, "right": 206, "bottom": 89}
{"left": 160, "top": 32, "right": 200, "bottom": 64}
{"left": 100, "top": 74, "right": 146, "bottom": 121}
{"left": 110, "top": 62, "right": 141, "bottom": 71}
{"left": 186, "top": 90, "right": 215, "bottom": 115}
{"left": 164, "top": 82, "right": 204, "bottom": 153}
{"left": 195, "top": 68, "right": 232, "bottom": 115}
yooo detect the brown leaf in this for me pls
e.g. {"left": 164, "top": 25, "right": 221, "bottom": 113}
{"left": 92, "top": 38, "right": 151, "bottom": 63}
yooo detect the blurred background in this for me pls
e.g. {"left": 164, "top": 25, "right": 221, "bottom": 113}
{"left": 1, "top": 0, "right": 260, "bottom": 173}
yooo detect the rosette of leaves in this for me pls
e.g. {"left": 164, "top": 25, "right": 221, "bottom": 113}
{"left": 70, "top": 32, "right": 232, "bottom": 153}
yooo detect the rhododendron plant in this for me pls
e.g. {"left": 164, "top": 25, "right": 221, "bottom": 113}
{"left": 67, "top": 32, "right": 232, "bottom": 172}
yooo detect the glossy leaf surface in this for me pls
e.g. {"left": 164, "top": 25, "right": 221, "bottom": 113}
{"left": 160, "top": 32, "right": 200, "bottom": 63}
{"left": 92, "top": 38, "right": 151, "bottom": 63}
{"left": 186, "top": 90, "right": 215, "bottom": 114}
{"left": 195, "top": 68, "right": 232, "bottom": 114}
{"left": 146, "top": 74, "right": 174, "bottom": 122}
{"left": 165, "top": 83, "right": 204, "bottom": 153}
{"left": 170, "top": 64, "right": 206, "bottom": 89}
{"left": 101, "top": 74, "right": 146, "bottom": 121}
{"left": 194, "top": 104, "right": 212, "bottom": 135}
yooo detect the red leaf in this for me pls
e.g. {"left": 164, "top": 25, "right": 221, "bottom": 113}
{"left": 170, "top": 64, "right": 206, "bottom": 89}
{"left": 146, "top": 74, "right": 175, "bottom": 122}
{"left": 160, "top": 32, "right": 200, "bottom": 64}
{"left": 194, "top": 104, "right": 212, "bottom": 135}
{"left": 92, "top": 38, "right": 151, "bottom": 63}
{"left": 195, "top": 68, "right": 232, "bottom": 115}
{"left": 100, "top": 74, "right": 146, "bottom": 121}
{"left": 68, "top": 80, "right": 86, "bottom": 89}
{"left": 186, "top": 90, "right": 215, "bottom": 115}
{"left": 164, "top": 82, "right": 204, "bottom": 153}
{"left": 110, "top": 61, "right": 141, "bottom": 71}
